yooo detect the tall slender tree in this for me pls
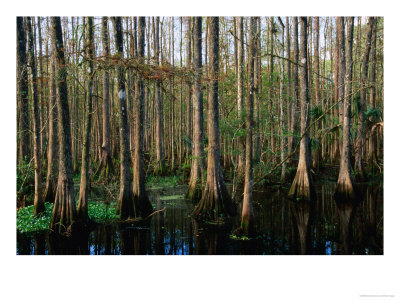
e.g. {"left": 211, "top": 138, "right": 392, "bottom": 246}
{"left": 154, "top": 17, "right": 165, "bottom": 174}
{"left": 354, "top": 17, "right": 374, "bottom": 181}
{"left": 131, "top": 17, "right": 153, "bottom": 218}
{"left": 186, "top": 17, "right": 205, "bottom": 201}
{"left": 240, "top": 17, "right": 256, "bottom": 235}
{"left": 97, "top": 17, "right": 113, "bottom": 178}
{"left": 50, "top": 17, "right": 78, "bottom": 233}
{"left": 335, "top": 17, "right": 356, "bottom": 201}
{"left": 194, "top": 17, "right": 235, "bottom": 221}
{"left": 236, "top": 17, "right": 245, "bottom": 178}
{"left": 77, "top": 17, "right": 94, "bottom": 223}
{"left": 112, "top": 17, "right": 134, "bottom": 219}
{"left": 43, "top": 33, "right": 58, "bottom": 203}
{"left": 17, "top": 17, "right": 30, "bottom": 166}
{"left": 288, "top": 17, "right": 299, "bottom": 158}
{"left": 288, "top": 17, "right": 315, "bottom": 202}
{"left": 26, "top": 17, "right": 44, "bottom": 216}
{"left": 278, "top": 17, "right": 287, "bottom": 183}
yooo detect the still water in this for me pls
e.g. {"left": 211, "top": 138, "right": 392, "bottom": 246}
{"left": 17, "top": 182, "right": 383, "bottom": 255}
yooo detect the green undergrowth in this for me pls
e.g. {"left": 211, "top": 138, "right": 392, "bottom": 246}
{"left": 146, "top": 174, "right": 184, "bottom": 189}
{"left": 159, "top": 195, "right": 184, "bottom": 201}
{"left": 17, "top": 201, "right": 118, "bottom": 234}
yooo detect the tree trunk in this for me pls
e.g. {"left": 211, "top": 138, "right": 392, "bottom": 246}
{"left": 112, "top": 17, "right": 134, "bottom": 219}
{"left": 288, "top": 17, "right": 299, "bottom": 160}
{"left": 97, "top": 17, "right": 114, "bottom": 178}
{"left": 288, "top": 17, "right": 315, "bottom": 202}
{"left": 241, "top": 17, "right": 256, "bottom": 235}
{"left": 278, "top": 17, "right": 287, "bottom": 184}
{"left": 194, "top": 17, "right": 234, "bottom": 221}
{"left": 154, "top": 17, "right": 165, "bottom": 175}
{"left": 77, "top": 17, "right": 94, "bottom": 223}
{"left": 186, "top": 17, "right": 205, "bottom": 201}
{"left": 335, "top": 17, "right": 356, "bottom": 202}
{"left": 236, "top": 17, "right": 245, "bottom": 178}
{"left": 26, "top": 17, "right": 44, "bottom": 216}
{"left": 43, "top": 39, "right": 58, "bottom": 203}
{"left": 132, "top": 17, "right": 153, "bottom": 218}
{"left": 368, "top": 18, "right": 378, "bottom": 169}
{"left": 17, "top": 17, "right": 30, "bottom": 166}
{"left": 50, "top": 17, "right": 78, "bottom": 234}
{"left": 354, "top": 17, "right": 374, "bottom": 181}
{"left": 185, "top": 17, "right": 193, "bottom": 165}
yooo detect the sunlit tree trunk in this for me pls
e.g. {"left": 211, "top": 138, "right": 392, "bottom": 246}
{"left": 335, "top": 17, "right": 356, "bottom": 201}
{"left": 43, "top": 38, "right": 58, "bottom": 203}
{"left": 278, "top": 17, "right": 287, "bottom": 184}
{"left": 50, "top": 17, "right": 78, "bottom": 233}
{"left": 312, "top": 17, "right": 321, "bottom": 170}
{"left": 97, "top": 17, "right": 113, "bottom": 178}
{"left": 241, "top": 17, "right": 256, "bottom": 235}
{"left": 112, "top": 17, "right": 134, "bottom": 219}
{"left": 132, "top": 17, "right": 153, "bottom": 218}
{"left": 288, "top": 17, "right": 315, "bottom": 202}
{"left": 236, "top": 17, "right": 245, "bottom": 178}
{"left": 154, "top": 17, "right": 165, "bottom": 174}
{"left": 185, "top": 17, "right": 193, "bottom": 163}
{"left": 194, "top": 17, "right": 234, "bottom": 221}
{"left": 186, "top": 17, "right": 205, "bottom": 201}
{"left": 77, "top": 17, "right": 94, "bottom": 223}
{"left": 288, "top": 17, "right": 299, "bottom": 159}
{"left": 26, "top": 17, "right": 44, "bottom": 216}
{"left": 354, "top": 17, "right": 374, "bottom": 181}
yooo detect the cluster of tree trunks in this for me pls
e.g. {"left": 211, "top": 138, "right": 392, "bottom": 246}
{"left": 16, "top": 17, "right": 383, "bottom": 236}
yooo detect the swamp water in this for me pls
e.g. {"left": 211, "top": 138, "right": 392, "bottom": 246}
{"left": 17, "top": 182, "right": 383, "bottom": 255}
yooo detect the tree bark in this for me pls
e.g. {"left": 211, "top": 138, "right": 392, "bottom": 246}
{"left": 186, "top": 17, "right": 205, "bottom": 201}
{"left": 154, "top": 17, "right": 165, "bottom": 174}
{"left": 26, "top": 17, "right": 44, "bottom": 216}
{"left": 288, "top": 17, "right": 315, "bottom": 202}
{"left": 241, "top": 17, "right": 256, "bottom": 235}
{"left": 43, "top": 37, "right": 58, "bottom": 204}
{"left": 17, "top": 17, "right": 30, "bottom": 165}
{"left": 335, "top": 17, "right": 356, "bottom": 202}
{"left": 194, "top": 17, "right": 234, "bottom": 221}
{"left": 50, "top": 17, "right": 78, "bottom": 234}
{"left": 288, "top": 17, "right": 299, "bottom": 160}
{"left": 112, "top": 17, "right": 134, "bottom": 219}
{"left": 97, "top": 17, "right": 113, "bottom": 178}
{"left": 354, "top": 17, "right": 374, "bottom": 181}
{"left": 132, "top": 17, "right": 153, "bottom": 218}
{"left": 77, "top": 17, "right": 94, "bottom": 223}
{"left": 236, "top": 17, "right": 245, "bottom": 178}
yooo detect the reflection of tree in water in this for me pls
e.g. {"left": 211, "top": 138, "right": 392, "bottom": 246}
{"left": 289, "top": 200, "right": 314, "bottom": 255}
{"left": 47, "top": 231, "right": 90, "bottom": 255}
{"left": 335, "top": 200, "right": 357, "bottom": 254}
{"left": 193, "top": 221, "right": 230, "bottom": 255}
{"left": 119, "top": 225, "right": 150, "bottom": 255}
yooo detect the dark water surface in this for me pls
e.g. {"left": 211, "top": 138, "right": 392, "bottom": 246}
{"left": 17, "top": 182, "right": 383, "bottom": 255}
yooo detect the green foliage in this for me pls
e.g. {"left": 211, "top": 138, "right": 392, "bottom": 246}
{"left": 146, "top": 175, "right": 183, "bottom": 188}
{"left": 365, "top": 106, "right": 381, "bottom": 121}
{"left": 88, "top": 201, "right": 118, "bottom": 223}
{"left": 17, "top": 201, "right": 118, "bottom": 234}
{"left": 17, "top": 157, "right": 34, "bottom": 204}
{"left": 17, "top": 202, "right": 53, "bottom": 233}
{"left": 310, "top": 105, "right": 324, "bottom": 121}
